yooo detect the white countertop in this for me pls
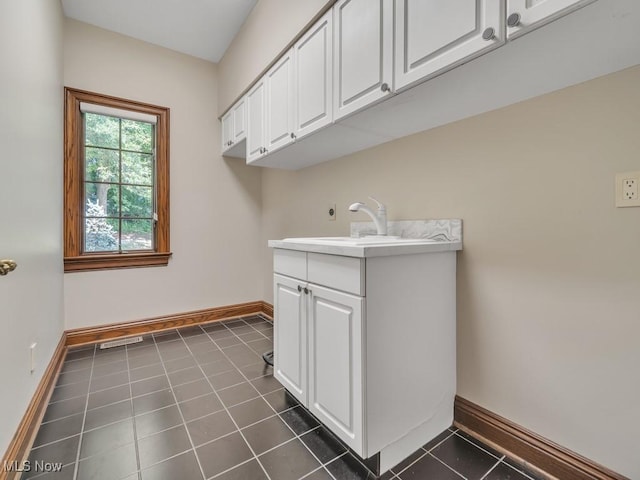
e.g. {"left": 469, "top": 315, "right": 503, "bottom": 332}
{"left": 268, "top": 236, "right": 462, "bottom": 258}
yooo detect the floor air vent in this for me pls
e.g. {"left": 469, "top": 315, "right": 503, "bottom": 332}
{"left": 99, "top": 336, "right": 143, "bottom": 349}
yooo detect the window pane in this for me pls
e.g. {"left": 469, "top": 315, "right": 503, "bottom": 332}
{"left": 121, "top": 185, "right": 153, "bottom": 218}
{"left": 85, "top": 217, "right": 119, "bottom": 252}
{"left": 85, "top": 147, "right": 119, "bottom": 182}
{"left": 122, "top": 152, "right": 153, "bottom": 186}
{"left": 121, "top": 219, "right": 153, "bottom": 250}
{"left": 85, "top": 113, "right": 119, "bottom": 149}
{"left": 121, "top": 119, "right": 153, "bottom": 153}
{"left": 85, "top": 183, "right": 120, "bottom": 217}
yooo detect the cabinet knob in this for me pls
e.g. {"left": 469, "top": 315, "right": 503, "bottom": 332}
{"left": 297, "top": 285, "right": 302, "bottom": 292}
{"left": 507, "top": 12, "right": 521, "bottom": 27}
{"left": 290, "top": 133, "right": 296, "bottom": 139}
{"left": 380, "top": 82, "right": 390, "bottom": 93}
{"left": 482, "top": 27, "right": 495, "bottom": 40}
{"left": 303, "top": 287, "right": 309, "bottom": 295}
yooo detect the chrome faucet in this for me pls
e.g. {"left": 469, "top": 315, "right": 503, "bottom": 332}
{"left": 349, "top": 197, "right": 387, "bottom": 236}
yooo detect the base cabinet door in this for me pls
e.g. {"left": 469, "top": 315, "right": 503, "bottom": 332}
{"left": 273, "top": 274, "right": 307, "bottom": 405}
{"left": 506, "top": 0, "right": 596, "bottom": 39}
{"left": 308, "top": 284, "right": 364, "bottom": 455}
{"left": 395, "top": 0, "right": 505, "bottom": 91}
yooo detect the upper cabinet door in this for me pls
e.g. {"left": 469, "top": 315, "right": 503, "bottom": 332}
{"left": 333, "top": 0, "right": 393, "bottom": 120}
{"left": 246, "top": 79, "right": 266, "bottom": 164}
{"left": 294, "top": 10, "right": 333, "bottom": 140}
{"left": 506, "top": 0, "right": 597, "bottom": 39}
{"left": 221, "top": 111, "right": 233, "bottom": 154}
{"left": 232, "top": 97, "right": 246, "bottom": 143}
{"left": 265, "top": 49, "right": 295, "bottom": 154}
{"left": 395, "top": 0, "right": 505, "bottom": 92}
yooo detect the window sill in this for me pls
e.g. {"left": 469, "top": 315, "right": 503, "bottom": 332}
{"left": 64, "top": 252, "right": 172, "bottom": 272}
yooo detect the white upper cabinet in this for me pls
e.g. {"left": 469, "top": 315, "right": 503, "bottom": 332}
{"left": 265, "top": 49, "right": 295, "bottom": 154}
{"left": 221, "top": 110, "right": 233, "bottom": 153}
{"left": 394, "top": 0, "right": 505, "bottom": 92}
{"left": 246, "top": 78, "right": 266, "bottom": 164}
{"left": 506, "top": 0, "right": 597, "bottom": 39}
{"left": 221, "top": 97, "right": 247, "bottom": 158}
{"left": 231, "top": 97, "right": 246, "bottom": 144}
{"left": 294, "top": 10, "right": 333, "bottom": 140}
{"left": 333, "top": 0, "right": 393, "bottom": 120}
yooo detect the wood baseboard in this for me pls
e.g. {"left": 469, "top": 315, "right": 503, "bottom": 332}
{"left": 1, "top": 300, "right": 273, "bottom": 478}
{"left": 65, "top": 300, "right": 272, "bottom": 346}
{"left": 454, "top": 396, "right": 629, "bottom": 480}
{"left": 261, "top": 301, "right": 273, "bottom": 319}
{"left": 0, "top": 334, "right": 67, "bottom": 480}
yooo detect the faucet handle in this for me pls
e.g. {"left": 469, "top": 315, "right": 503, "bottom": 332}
{"left": 368, "top": 196, "right": 386, "bottom": 211}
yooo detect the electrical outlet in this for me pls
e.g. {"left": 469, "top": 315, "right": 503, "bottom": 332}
{"left": 328, "top": 203, "right": 336, "bottom": 221}
{"left": 623, "top": 178, "right": 638, "bottom": 200}
{"left": 615, "top": 172, "right": 640, "bottom": 207}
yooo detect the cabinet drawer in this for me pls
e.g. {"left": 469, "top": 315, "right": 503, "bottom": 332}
{"left": 274, "top": 249, "right": 307, "bottom": 279}
{"left": 308, "top": 253, "right": 364, "bottom": 296}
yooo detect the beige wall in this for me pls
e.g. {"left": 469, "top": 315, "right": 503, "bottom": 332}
{"left": 259, "top": 66, "right": 640, "bottom": 478}
{"left": 63, "top": 19, "right": 263, "bottom": 329}
{"left": 217, "top": 0, "right": 331, "bottom": 115}
{"left": 0, "top": 1, "right": 64, "bottom": 454}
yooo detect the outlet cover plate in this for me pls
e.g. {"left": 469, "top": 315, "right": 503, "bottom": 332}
{"left": 615, "top": 172, "right": 640, "bottom": 207}
{"left": 328, "top": 203, "right": 336, "bottom": 221}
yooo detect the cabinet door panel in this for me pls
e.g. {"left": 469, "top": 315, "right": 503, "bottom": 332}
{"left": 395, "top": 0, "right": 504, "bottom": 91}
{"left": 221, "top": 111, "right": 232, "bottom": 153}
{"left": 507, "top": 0, "right": 596, "bottom": 39}
{"left": 232, "top": 98, "right": 246, "bottom": 142}
{"left": 295, "top": 10, "right": 333, "bottom": 139}
{"left": 266, "top": 50, "right": 294, "bottom": 153}
{"left": 308, "top": 284, "right": 363, "bottom": 454}
{"left": 274, "top": 274, "right": 307, "bottom": 404}
{"left": 334, "top": 0, "right": 393, "bottom": 120}
{"left": 246, "top": 79, "right": 265, "bottom": 163}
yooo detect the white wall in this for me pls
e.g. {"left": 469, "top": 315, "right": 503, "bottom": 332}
{"left": 218, "top": 1, "right": 640, "bottom": 477}
{"left": 259, "top": 67, "right": 640, "bottom": 479}
{"left": 0, "top": 0, "right": 64, "bottom": 455}
{"left": 217, "top": 0, "right": 330, "bottom": 115}
{"left": 63, "top": 20, "right": 263, "bottom": 329}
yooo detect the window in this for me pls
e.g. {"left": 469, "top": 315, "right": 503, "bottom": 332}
{"left": 64, "top": 87, "right": 171, "bottom": 272}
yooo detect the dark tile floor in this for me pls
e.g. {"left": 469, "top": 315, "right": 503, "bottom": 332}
{"left": 26, "top": 315, "right": 544, "bottom": 480}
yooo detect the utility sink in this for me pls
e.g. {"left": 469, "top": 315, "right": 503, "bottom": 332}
{"left": 282, "top": 236, "right": 438, "bottom": 246}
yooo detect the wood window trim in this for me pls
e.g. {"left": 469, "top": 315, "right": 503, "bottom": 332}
{"left": 64, "top": 87, "right": 171, "bottom": 272}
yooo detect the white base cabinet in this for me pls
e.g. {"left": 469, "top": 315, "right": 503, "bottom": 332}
{"left": 272, "top": 248, "right": 457, "bottom": 472}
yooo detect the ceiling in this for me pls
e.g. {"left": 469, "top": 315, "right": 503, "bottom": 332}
{"left": 61, "top": 0, "right": 258, "bottom": 63}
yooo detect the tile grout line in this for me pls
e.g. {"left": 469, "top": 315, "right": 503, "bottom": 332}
{"left": 478, "top": 456, "right": 506, "bottom": 480}
{"left": 178, "top": 323, "right": 274, "bottom": 480}
{"left": 390, "top": 430, "right": 456, "bottom": 476}
{"left": 71, "top": 344, "right": 97, "bottom": 480}
{"left": 124, "top": 341, "right": 143, "bottom": 480}
{"left": 208, "top": 318, "right": 344, "bottom": 480}
{"left": 428, "top": 452, "right": 468, "bottom": 480}
{"left": 454, "top": 430, "right": 504, "bottom": 461}
{"left": 147, "top": 332, "right": 209, "bottom": 480}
